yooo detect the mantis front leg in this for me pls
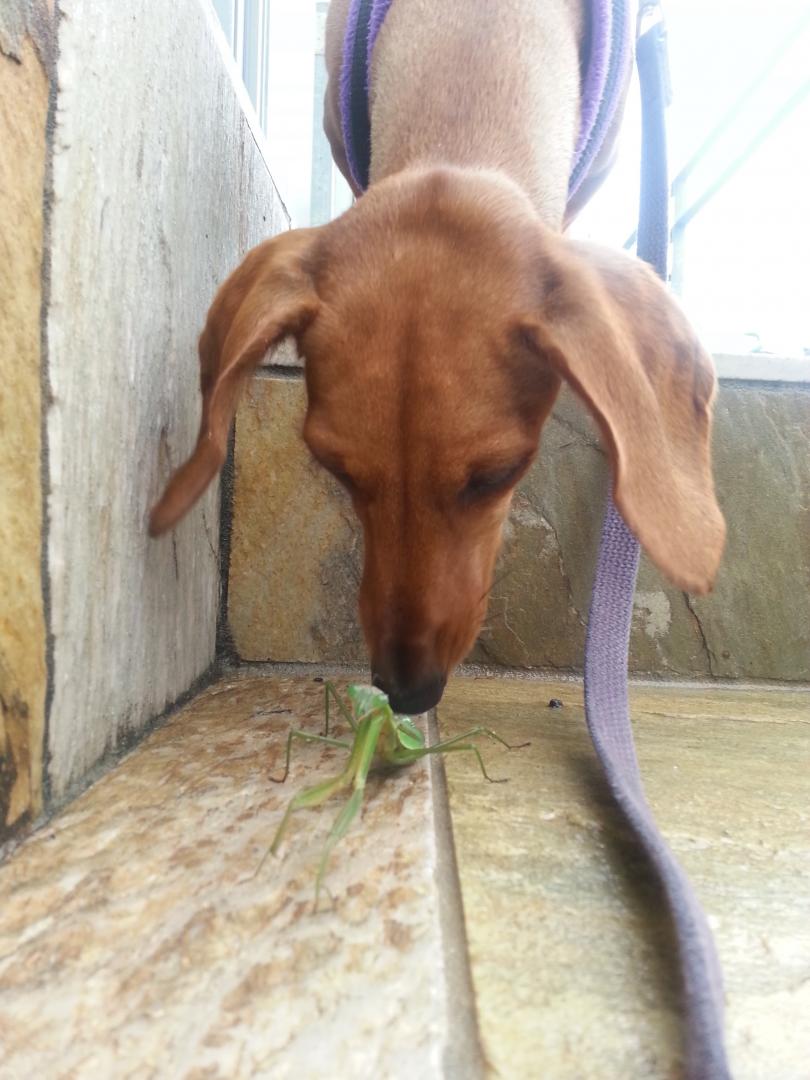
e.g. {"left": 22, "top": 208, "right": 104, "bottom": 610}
{"left": 270, "top": 729, "right": 351, "bottom": 785}
{"left": 323, "top": 681, "right": 358, "bottom": 736}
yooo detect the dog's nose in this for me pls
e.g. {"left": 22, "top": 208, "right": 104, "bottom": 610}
{"left": 372, "top": 670, "right": 446, "bottom": 715}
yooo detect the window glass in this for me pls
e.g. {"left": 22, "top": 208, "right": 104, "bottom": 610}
{"left": 572, "top": 0, "right": 809, "bottom": 359}
{"left": 218, "top": 0, "right": 809, "bottom": 360}
{"left": 213, "top": 0, "right": 351, "bottom": 227}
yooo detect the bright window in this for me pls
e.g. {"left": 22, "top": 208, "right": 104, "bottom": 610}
{"left": 213, "top": 0, "right": 351, "bottom": 226}
{"left": 573, "top": 0, "right": 810, "bottom": 362}
{"left": 219, "top": 0, "right": 809, "bottom": 367}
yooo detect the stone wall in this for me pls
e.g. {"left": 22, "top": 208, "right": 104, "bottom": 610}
{"left": 228, "top": 374, "right": 810, "bottom": 682}
{"left": 43, "top": 0, "right": 292, "bottom": 803}
{"left": 1, "top": 0, "right": 291, "bottom": 838}
{"left": 476, "top": 384, "right": 810, "bottom": 682}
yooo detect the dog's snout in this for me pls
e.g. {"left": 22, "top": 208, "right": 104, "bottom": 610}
{"left": 372, "top": 669, "right": 447, "bottom": 715}
{"left": 371, "top": 634, "right": 448, "bottom": 714}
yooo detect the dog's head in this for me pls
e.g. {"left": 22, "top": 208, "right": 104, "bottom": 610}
{"left": 150, "top": 169, "right": 725, "bottom": 713}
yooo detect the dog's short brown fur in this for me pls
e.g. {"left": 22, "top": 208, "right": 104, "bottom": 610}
{"left": 150, "top": 3, "right": 725, "bottom": 714}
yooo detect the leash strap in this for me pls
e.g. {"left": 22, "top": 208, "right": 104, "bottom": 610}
{"left": 583, "top": 10, "right": 731, "bottom": 1078}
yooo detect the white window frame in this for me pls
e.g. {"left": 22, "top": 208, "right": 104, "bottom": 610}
{"left": 714, "top": 355, "right": 810, "bottom": 384}
{"left": 212, "top": 0, "right": 270, "bottom": 130}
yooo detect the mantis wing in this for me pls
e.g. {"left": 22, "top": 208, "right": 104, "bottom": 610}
{"left": 396, "top": 718, "right": 424, "bottom": 751}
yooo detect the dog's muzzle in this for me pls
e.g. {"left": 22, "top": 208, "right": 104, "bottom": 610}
{"left": 371, "top": 670, "right": 447, "bottom": 715}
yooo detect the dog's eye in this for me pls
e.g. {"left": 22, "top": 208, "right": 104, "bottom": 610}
{"left": 460, "top": 461, "right": 526, "bottom": 504}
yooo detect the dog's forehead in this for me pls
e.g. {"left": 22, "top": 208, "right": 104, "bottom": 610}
{"left": 313, "top": 170, "right": 541, "bottom": 301}
{"left": 302, "top": 307, "right": 546, "bottom": 469}
{"left": 303, "top": 287, "right": 519, "bottom": 405}
{"left": 305, "top": 324, "right": 507, "bottom": 415}
{"left": 299, "top": 172, "right": 558, "bottom": 448}
{"left": 306, "top": 240, "right": 534, "bottom": 378}
{"left": 305, "top": 221, "right": 527, "bottom": 382}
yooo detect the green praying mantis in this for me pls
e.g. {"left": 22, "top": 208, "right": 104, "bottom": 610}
{"left": 258, "top": 682, "right": 528, "bottom": 902}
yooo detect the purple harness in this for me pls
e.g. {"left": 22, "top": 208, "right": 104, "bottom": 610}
{"left": 340, "top": 0, "right": 633, "bottom": 204}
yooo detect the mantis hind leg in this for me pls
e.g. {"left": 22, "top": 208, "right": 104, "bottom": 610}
{"left": 426, "top": 726, "right": 529, "bottom": 755}
{"left": 256, "top": 713, "right": 383, "bottom": 888}
{"left": 270, "top": 770, "right": 354, "bottom": 854}
{"left": 270, "top": 729, "right": 351, "bottom": 785}
{"left": 419, "top": 727, "right": 529, "bottom": 783}
{"left": 422, "top": 742, "right": 511, "bottom": 783}
{"left": 313, "top": 712, "right": 384, "bottom": 903}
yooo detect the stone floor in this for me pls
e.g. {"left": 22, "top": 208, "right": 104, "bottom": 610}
{"left": 440, "top": 677, "right": 810, "bottom": 1080}
{"left": 0, "top": 672, "right": 808, "bottom": 1079}
{"left": 0, "top": 675, "right": 480, "bottom": 1079}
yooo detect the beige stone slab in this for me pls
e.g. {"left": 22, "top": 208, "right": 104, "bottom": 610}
{"left": 0, "top": 25, "right": 51, "bottom": 840}
{"left": 260, "top": 336, "right": 302, "bottom": 369}
{"left": 475, "top": 385, "right": 810, "bottom": 681}
{"left": 687, "top": 386, "right": 810, "bottom": 681}
{"left": 229, "top": 376, "right": 366, "bottom": 663}
{"left": 227, "top": 378, "right": 810, "bottom": 681}
{"left": 438, "top": 676, "right": 810, "bottom": 1080}
{"left": 0, "top": 675, "right": 472, "bottom": 1078}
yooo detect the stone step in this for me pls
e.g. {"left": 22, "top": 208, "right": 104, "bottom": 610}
{"left": 1, "top": 673, "right": 807, "bottom": 1077}
{"left": 0, "top": 673, "right": 479, "bottom": 1078}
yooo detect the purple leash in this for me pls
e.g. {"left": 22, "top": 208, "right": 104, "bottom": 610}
{"left": 584, "top": 10, "right": 731, "bottom": 1078}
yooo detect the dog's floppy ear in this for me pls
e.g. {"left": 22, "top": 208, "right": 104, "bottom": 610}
{"left": 149, "top": 229, "right": 319, "bottom": 536}
{"left": 520, "top": 236, "right": 725, "bottom": 594}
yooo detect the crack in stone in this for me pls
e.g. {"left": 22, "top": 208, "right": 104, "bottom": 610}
{"left": 550, "top": 413, "right": 605, "bottom": 456}
{"left": 539, "top": 512, "right": 587, "bottom": 630}
{"left": 683, "top": 593, "right": 717, "bottom": 678}
{"left": 170, "top": 533, "right": 180, "bottom": 583}
{"left": 200, "top": 508, "right": 220, "bottom": 575}
{"left": 474, "top": 636, "right": 502, "bottom": 667}
{"left": 500, "top": 592, "right": 529, "bottom": 658}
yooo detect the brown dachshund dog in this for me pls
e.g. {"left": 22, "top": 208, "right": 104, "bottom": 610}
{"left": 150, "top": 2, "right": 725, "bottom": 714}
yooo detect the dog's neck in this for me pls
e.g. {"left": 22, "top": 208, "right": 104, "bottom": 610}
{"left": 367, "top": 0, "right": 583, "bottom": 230}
